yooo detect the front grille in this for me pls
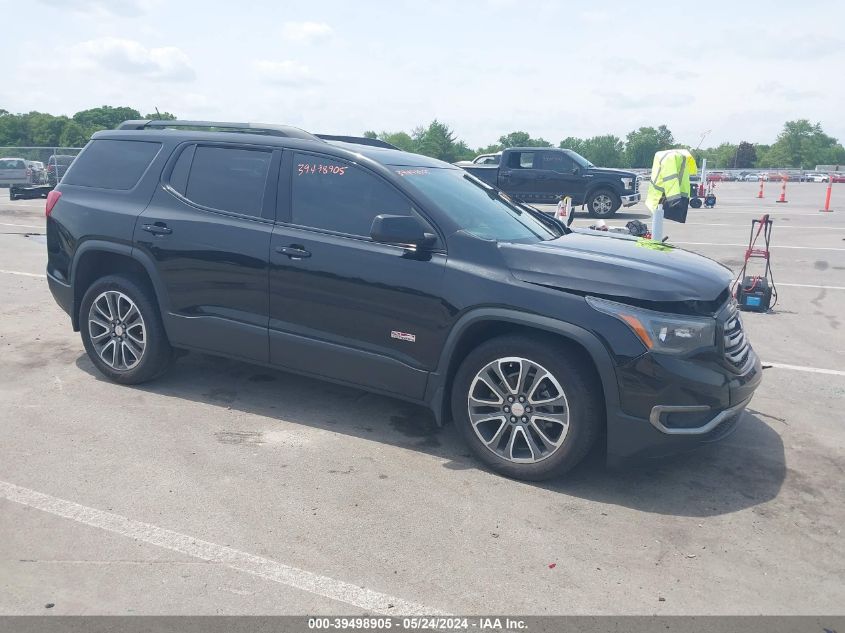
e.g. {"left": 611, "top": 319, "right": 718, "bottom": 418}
{"left": 723, "top": 307, "right": 751, "bottom": 369}
{"left": 635, "top": 176, "right": 641, "bottom": 193}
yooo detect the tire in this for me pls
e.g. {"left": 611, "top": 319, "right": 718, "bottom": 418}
{"left": 586, "top": 188, "right": 621, "bottom": 218}
{"left": 451, "top": 334, "right": 603, "bottom": 480}
{"left": 79, "top": 274, "right": 173, "bottom": 384}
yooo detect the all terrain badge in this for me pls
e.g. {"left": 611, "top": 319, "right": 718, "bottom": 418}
{"left": 390, "top": 330, "right": 416, "bottom": 343}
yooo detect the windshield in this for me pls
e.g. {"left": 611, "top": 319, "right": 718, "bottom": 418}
{"left": 566, "top": 150, "right": 594, "bottom": 168}
{"left": 394, "top": 167, "right": 556, "bottom": 242}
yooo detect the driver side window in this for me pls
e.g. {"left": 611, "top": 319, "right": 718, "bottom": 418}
{"left": 540, "top": 152, "right": 575, "bottom": 173}
{"left": 290, "top": 153, "right": 413, "bottom": 237}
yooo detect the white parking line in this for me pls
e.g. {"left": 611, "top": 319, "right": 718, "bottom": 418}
{"left": 0, "top": 479, "right": 443, "bottom": 616}
{"left": 764, "top": 362, "right": 845, "bottom": 377}
{"left": 0, "top": 222, "right": 44, "bottom": 229}
{"left": 776, "top": 283, "right": 845, "bottom": 290}
{"left": 675, "top": 242, "right": 845, "bottom": 251}
{"left": 0, "top": 269, "right": 45, "bottom": 278}
{"left": 681, "top": 223, "right": 845, "bottom": 230}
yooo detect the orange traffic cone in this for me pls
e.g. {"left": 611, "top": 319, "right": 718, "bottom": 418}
{"left": 820, "top": 178, "right": 834, "bottom": 212}
{"left": 775, "top": 176, "right": 788, "bottom": 203}
{"left": 757, "top": 179, "right": 764, "bottom": 199}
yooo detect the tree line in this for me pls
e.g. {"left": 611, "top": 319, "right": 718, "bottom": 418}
{"left": 366, "top": 119, "right": 845, "bottom": 170}
{"left": 2, "top": 106, "right": 843, "bottom": 170}
{"left": 0, "top": 106, "right": 176, "bottom": 148}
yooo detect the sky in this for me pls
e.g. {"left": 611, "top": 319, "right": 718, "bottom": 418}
{"left": 2, "top": 0, "right": 844, "bottom": 149}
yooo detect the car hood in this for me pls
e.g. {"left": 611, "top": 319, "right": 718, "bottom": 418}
{"left": 585, "top": 167, "right": 638, "bottom": 179}
{"left": 499, "top": 232, "right": 733, "bottom": 303}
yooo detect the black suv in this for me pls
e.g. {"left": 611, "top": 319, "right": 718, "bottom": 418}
{"left": 46, "top": 120, "right": 762, "bottom": 480}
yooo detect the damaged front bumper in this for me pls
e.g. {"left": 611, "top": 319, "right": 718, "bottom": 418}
{"left": 606, "top": 347, "right": 763, "bottom": 464}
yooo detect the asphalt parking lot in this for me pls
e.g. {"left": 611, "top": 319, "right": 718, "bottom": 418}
{"left": 0, "top": 182, "right": 843, "bottom": 615}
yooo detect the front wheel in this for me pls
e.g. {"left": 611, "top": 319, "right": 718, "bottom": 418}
{"left": 586, "top": 189, "right": 621, "bottom": 218}
{"left": 451, "top": 335, "right": 603, "bottom": 480}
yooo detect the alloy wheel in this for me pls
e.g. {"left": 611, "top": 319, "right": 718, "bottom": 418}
{"left": 87, "top": 290, "right": 146, "bottom": 371}
{"left": 467, "top": 357, "right": 570, "bottom": 463}
{"left": 591, "top": 193, "right": 613, "bottom": 215}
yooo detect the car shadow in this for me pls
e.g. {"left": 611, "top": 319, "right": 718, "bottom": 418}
{"left": 75, "top": 351, "right": 785, "bottom": 519}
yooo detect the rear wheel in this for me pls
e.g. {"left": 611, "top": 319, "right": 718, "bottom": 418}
{"left": 451, "top": 335, "right": 603, "bottom": 480}
{"left": 586, "top": 189, "right": 621, "bottom": 218}
{"left": 79, "top": 275, "right": 173, "bottom": 384}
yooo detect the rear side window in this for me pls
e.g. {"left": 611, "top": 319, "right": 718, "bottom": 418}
{"left": 0, "top": 159, "right": 26, "bottom": 169}
{"left": 185, "top": 146, "right": 271, "bottom": 217}
{"left": 63, "top": 140, "right": 161, "bottom": 190}
{"left": 507, "top": 152, "right": 534, "bottom": 169}
{"left": 290, "top": 153, "right": 412, "bottom": 237}
{"left": 168, "top": 145, "right": 194, "bottom": 195}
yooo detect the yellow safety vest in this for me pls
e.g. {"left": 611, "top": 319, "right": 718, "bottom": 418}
{"left": 645, "top": 149, "right": 698, "bottom": 212}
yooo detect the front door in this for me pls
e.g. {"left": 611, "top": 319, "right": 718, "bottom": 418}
{"left": 268, "top": 151, "right": 447, "bottom": 399}
{"left": 134, "top": 143, "right": 279, "bottom": 363}
{"left": 537, "top": 151, "right": 584, "bottom": 202}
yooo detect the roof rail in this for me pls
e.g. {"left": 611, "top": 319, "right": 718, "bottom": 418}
{"left": 316, "top": 134, "right": 398, "bottom": 150}
{"left": 117, "top": 120, "right": 320, "bottom": 141}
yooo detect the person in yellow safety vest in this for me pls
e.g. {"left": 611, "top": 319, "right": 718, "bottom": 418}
{"left": 645, "top": 149, "right": 698, "bottom": 223}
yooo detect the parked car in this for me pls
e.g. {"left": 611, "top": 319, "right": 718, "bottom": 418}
{"left": 461, "top": 147, "right": 640, "bottom": 218}
{"left": 26, "top": 160, "right": 47, "bottom": 184}
{"left": 0, "top": 157, "right": 30, "bottom": 187}
{"left": 804, "top": 173, "right": 830, "bottom": 183}
{"left": 47, "top": 154, "right": 76, "bottom": 187}
{"left": 831, "top": 173, "right": 845, "bottom": 183}
{"left": 706, "top": 172, "right": 727, "bottom": 182}
{"left": 45, "top": 119, "right": 761, "bottom": 480}
{"left": 741, "top": 173, "right": 761, "bottom": 181}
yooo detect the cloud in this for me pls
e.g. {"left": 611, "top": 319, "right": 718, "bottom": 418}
{"left": 604, "top": 91, "right": 694, "bottom": 110}
{"left": 71, "top": 37, "right": 195, "bottom": 81}
{"left": 741, "top": 33, "right": 845, "bottom": 61}
{"left": 281, "top": 21, "right": 334, "bottom": 43}
{"left": 253, "top": 60, "right": 316, "bottom": 86}
{"left": 35, "top": 0, "right": 157, "bottom": 17}
{"left": 580, "top": 9, "right": 610, "bottom": 22}
{"left": 757, "top": 81, "right": 820, "bottom": 102}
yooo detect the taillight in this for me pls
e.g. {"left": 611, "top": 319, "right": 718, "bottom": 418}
{"left": 45, "top": 190, "right": 62, "bottom": 216}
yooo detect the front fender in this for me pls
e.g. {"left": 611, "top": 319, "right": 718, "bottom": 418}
{"left": 424, "top": 308, "right": 621, "bottom": 427}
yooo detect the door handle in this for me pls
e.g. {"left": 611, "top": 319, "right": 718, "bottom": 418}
{"left": 142, "top": 223, "right": 172, "bottom": 236}
{"left": 275, "top": 245, "right": 311, "bottom": 259}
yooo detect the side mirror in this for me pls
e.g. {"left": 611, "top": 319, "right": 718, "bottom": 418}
{"left": 370, "top": 214, "right": 437, "bottom": 249}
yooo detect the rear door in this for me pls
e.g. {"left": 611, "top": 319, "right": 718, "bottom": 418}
{"left": 499, "top": 150, "right": 542, "bottom": 202}
{"left": 133, "top": 142, "right": 278, "bottom": 363}
{"left": 267, "top": 151, "right": 447, "bottom": 398}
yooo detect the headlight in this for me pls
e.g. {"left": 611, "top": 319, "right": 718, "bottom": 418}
{"left": 587, "top": 296, "right": 716, "bottom": 355}
{"left": 620, "top": 177, "right": 634, "bottom": 190}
